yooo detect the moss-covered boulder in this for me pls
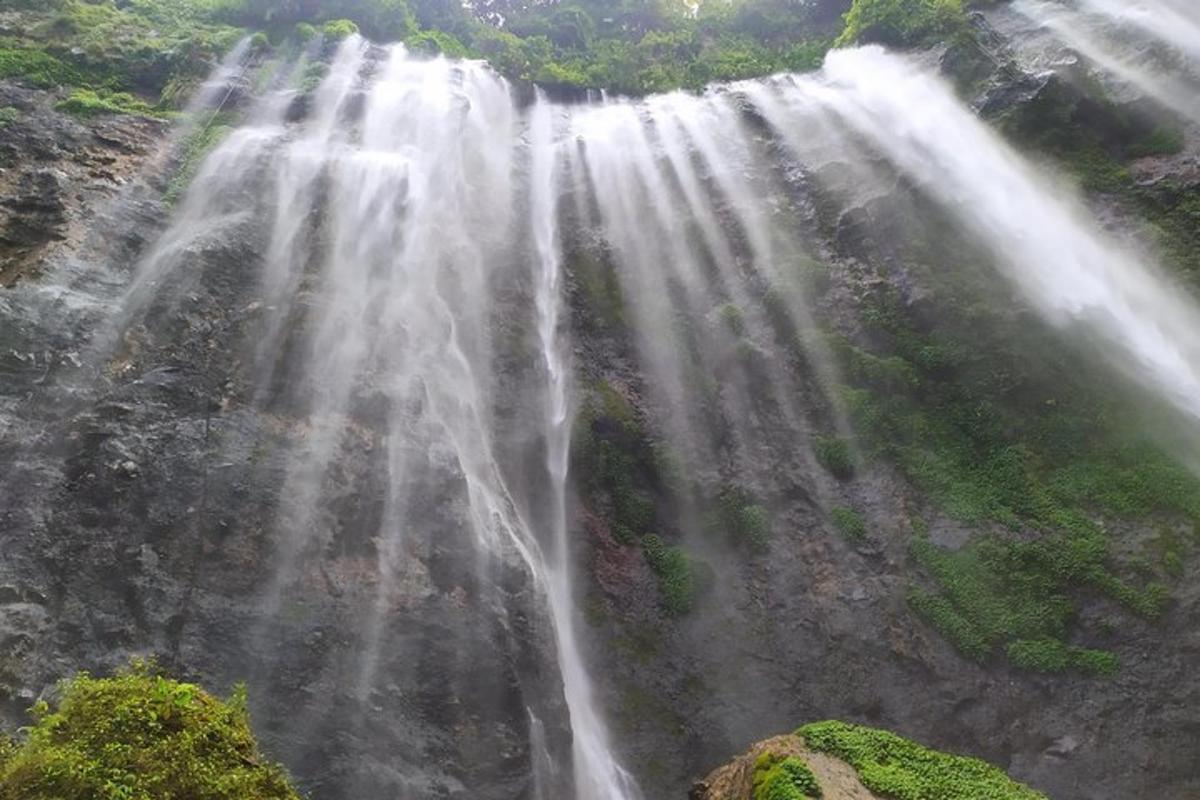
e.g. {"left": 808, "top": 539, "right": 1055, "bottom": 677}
{"left": 693, "top": 722, "right": 1046, "bottom": 800}
{"left": 0, "top": 662, "right": 301, "bottom": 800}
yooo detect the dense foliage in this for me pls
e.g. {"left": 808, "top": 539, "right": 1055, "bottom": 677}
{"left": 0, "top": 0, "right": 855, "bottom": 102}
{"left": 0, "top": 662, "right": 301, "bottom": 800}
{"left": 835, "top": 0, "right": 965, "bottom": 47}
{"left": 799, "top": 721, "right": 1046, "bottom": 800}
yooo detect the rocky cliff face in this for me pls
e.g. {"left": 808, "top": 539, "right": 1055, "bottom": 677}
{"left": 0, "top": 72, "right": 574, "bottom": 800}
{"left": 0, "top": 9, "right": 1198, "bottom": 800}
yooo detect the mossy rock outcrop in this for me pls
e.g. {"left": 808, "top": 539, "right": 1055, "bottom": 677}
{"left": 692, "top": 722, "right": 1046, "bottom": 800}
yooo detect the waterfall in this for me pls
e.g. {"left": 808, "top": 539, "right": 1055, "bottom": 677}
{"left": 1011, "top": 0, "right": 1200, "bottom": 123}
{"left": 61, "top": 28, "right": 1200, "bottom": 799}
{"left": 775, "top": 46, "right": 1200, "bottom": 424}
{"left": 530, "top": 92, "right": 643, "bottom": 800}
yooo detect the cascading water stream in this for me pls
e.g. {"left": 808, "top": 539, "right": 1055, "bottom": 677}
{"left": 529, "top": 92, "right": 643, "bottom": 800}
{"left": 1010, "top": 0, "right": 1200, "bottom": 123}
{"left": 769, "top": 46, "right": 1200, "bottom": 425}
{"left": 1078, "top": 0, "right": 1200, "bottom": 61}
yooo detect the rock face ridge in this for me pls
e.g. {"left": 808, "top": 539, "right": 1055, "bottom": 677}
{"left": 0, "top": 11, "right": 1197, "bottom": 800}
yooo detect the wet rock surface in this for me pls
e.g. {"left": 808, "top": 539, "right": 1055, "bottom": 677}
{"left": 0, "top": 82, "right": 169, "bottom": 286}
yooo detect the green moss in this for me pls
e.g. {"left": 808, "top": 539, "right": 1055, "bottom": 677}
{"left": 753, "top": 753, "right": 822, "bottom": 800}
{"left": 709, "top": 483, "right": 771, "bottom": 550}
{"left": 832, "top": 277, "right": 1197, "bottom": 669}
{"left": 800, "top": 720, "right": 1046, "bottom": 800}
{"left": 814, "top": 436, "right": 854, "bottom": 479}
{"left": 718, "top": 302, "right": 747, "bottom": 335}
{"left": 1127, "top": 123, "right": 1186, "bottom": 159}
{"left": 0, "top": 107, "right": 18, "bottom": 128}
{"left": 57, "top": 88, "right": 166, "bottom": 118}
{"left": 830, "top": 507, "right": 867, "bottom": 542}
{"left": 569, "top": 247, "right": 627, "bottom": 332}
{"left": 574, "top": 380, "right": 680, "bottom": 548}
{"left": 0, "top": 48, "right": 80, "bottom": 88}
{"left": 642, "top": 534, "right": 696, "bottom": 616}
{"left": 1006, "top": 637, "right": 1118, "bottom": 676}
{"left": 0, "top": 661, "right": 301, "bottom": 800}
{"left": 165, "top": 116, "right": 237, "bottom": 204}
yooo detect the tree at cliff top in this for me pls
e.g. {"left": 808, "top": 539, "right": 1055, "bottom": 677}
{"left": 0, "top": 661, "right": 301, "bottom": 800}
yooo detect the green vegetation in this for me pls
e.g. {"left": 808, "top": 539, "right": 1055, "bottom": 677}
{"left": 321, "top": 18, "right": 361, "bottom": 40}
{"left": 830, "top": 227, "right": 1196, "bottom": 669}
{"left": 830, "top": 506, "right": 866, "bottom": 542}
{"left": 642, "top": 533, "right": 696, "bottom": 615}
{"left": 1127, "top": 123, "right": 1186, "bottom": 159}
{"left": 1005, "top": 637, "right": 1118, "bottom": 676}
{"left": 814, "top": 436, "right": 854, "bottom": 479}
{"left": 0, "top": 0, "right": 849, "bottom": 103}
{"left": 836, "top": 0, "right": 965, "bottom": 47}
{"left": 0, "top": 48, "right": 81, "bottom": 88}
{"left": 0, "top": 661, "right": 300, "bottom": 800}
{"left": 800, "top": 720, "right": 1045, "bottom": 800}
{"left": 753, "top": 752, "right": 822, "bottom": 800}
{"left": 574, "top": 380, "right": 663, "bottom": 546}
{"left": 0, "top": 0, "right": 995, "bottom": 104}
{"left": 165, "top": 113, "right": 238, "bottom": 203}
{"left": 57, "top": 88, "right": 164, "bottom": 118}
{"left": 707, "top": 483, "right": 771, "bottom": 550}
{"left": 0, "top": 107, "right": 19, "bottom": 128}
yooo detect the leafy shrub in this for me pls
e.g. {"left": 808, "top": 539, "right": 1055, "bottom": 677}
{"left": 0, "top": 661, "right": 301, "bottom": 800}
{"left": 406, "top": 30, "right": 469, "bottom": 57}
{"left": 836, "top": 0, "right": 966, "bottom": 47}
{"left": 753, "top": 752, "right": 822, "bottom": 800}
{"left": 642, "top": 534, "right": 696, "bottom": 615}
{"left": 322, "top": 18, "right": 360, "bottom": 40}
{"left": 814, "top": 436, "right": 854, "bottom": 479}
{"left": 799, "top": 721, "right": 1046, "bottom": 800}
{"left": 830, "top": 507, "right": 866, "bottom": 541}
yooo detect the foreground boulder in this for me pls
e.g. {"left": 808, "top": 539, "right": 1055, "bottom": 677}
{"left": 693, "top": 721, "right": 1046, "bottom": 800}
